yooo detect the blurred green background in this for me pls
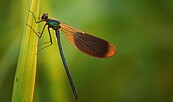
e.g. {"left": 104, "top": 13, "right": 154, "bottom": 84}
{"left": 0, "top": 0, "right": 173, "bottom": 102}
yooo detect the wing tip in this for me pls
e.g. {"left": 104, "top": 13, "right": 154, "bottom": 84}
{"left": 103, "top": 43, "right": 116, "bottom": 58}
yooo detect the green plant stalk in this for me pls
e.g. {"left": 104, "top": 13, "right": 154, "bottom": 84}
{"left": 12, "top": 0, "right": 40, "bottom": 101}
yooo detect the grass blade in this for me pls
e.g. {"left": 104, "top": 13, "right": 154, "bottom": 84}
{"left": 12, "top": 0, "right": 40, "bottom": 101}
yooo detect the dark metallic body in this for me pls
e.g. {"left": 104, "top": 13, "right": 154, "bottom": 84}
{"left": 27, "top": 11, "right": 78, "bottom": 99}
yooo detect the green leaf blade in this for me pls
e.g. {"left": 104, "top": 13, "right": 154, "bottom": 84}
{"left": 12, "top": 0, "right": 40, "bottom": 102}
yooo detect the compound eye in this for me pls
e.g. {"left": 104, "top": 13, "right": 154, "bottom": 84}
{"left": 41, "top": 13, "right": 48, "bottom": 20}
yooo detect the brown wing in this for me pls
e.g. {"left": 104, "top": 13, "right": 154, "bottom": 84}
{"left": 59, "top": 23, "right": 116, "bottom": 58}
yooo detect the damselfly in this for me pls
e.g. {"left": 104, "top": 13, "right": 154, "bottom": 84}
{"left": 27, "top": 11, "right": 116, "bottom": 100}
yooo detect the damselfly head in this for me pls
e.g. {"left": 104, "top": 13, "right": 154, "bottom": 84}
{"left": 41, "top": 13, "right": 48, "bottom": 21}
